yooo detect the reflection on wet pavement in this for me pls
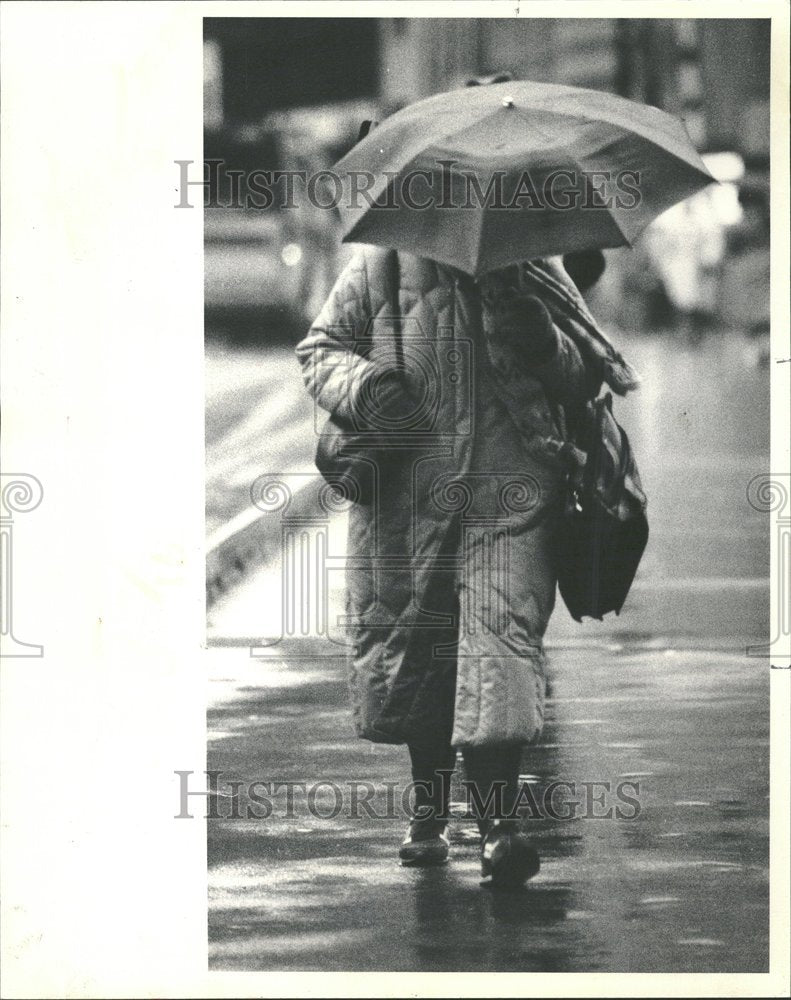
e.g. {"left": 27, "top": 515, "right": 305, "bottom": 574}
{"left": 207, "top": 641, "right": 768, "bottom": 972}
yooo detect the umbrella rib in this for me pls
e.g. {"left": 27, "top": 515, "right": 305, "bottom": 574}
{"left": 563, "top": 150, "right": 634, "bottom": 247}
{"left": 509, "top": 104, "right": 561, "bottom": 145}
{"left": 463, "top": 101, "right": 710, "bottom": 181}
{"left": 431, "top": 103, "right": 564, "bottom": 165}
{"left": 602, "top": 204, "right": 634, "bottom": 247}
{"left": 543, "top": 105, "right": 712, "bottom": 177}
{"left": 339, "top": 102, "right": 525, "bottom": 178}
{"left": 513, "top": 88, "right": 693, "bottom": 146}
{"left": 430, "top": 97, "right": 688, "bottom": 163}
{"left": 339, "top": 94, "right": 711, "bottom": 190}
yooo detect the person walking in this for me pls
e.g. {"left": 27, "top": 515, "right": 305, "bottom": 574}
{"left": 295, "top": 242, "right": 631, "bottom": 887}
{"left": 293, "top": 71, "right": 709, "bottom": 888}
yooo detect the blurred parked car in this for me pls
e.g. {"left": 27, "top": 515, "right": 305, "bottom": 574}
{"left": 204, "top": 207, "right": 305, "bottom": 333}
{"left": 204, "top": 99, "right": 379, "bottom": 338}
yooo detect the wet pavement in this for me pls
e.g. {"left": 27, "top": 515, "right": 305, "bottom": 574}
{"left": 207, "top": 637, "right": 769, "bottom": 972}
{"left": 206, "top": 328, "right": 771, "bottom": 972}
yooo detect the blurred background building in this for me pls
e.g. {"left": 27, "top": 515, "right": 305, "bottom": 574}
{"left": 203, "top": 16, "right": 770, "bottom": 337}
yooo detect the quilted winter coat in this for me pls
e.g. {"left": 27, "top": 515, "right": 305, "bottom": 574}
{"left": 295, "top": 245, "right": 639, "bottom": 749}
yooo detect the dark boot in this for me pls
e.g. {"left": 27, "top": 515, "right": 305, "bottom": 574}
{"left": 399, "top": 819, "right": 451, "bottom": 866}
{"left": 462, "top": 745, "right": 540, "bottom": 887}
{"left": 480, "top": 818, "right": 540, "bottom": 888}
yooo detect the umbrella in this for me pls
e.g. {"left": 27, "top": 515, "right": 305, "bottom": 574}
{"left": 333, "top": 80, "right": 715, "bottom": 276}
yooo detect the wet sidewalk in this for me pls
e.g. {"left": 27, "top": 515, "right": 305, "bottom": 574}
{"left": 205, "top": 327, "right": 772, "bottom": 972}
{"left": 206, "top": 628, "right": 769, "bottom": 972}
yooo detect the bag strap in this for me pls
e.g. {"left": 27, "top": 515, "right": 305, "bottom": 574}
{"left": 584, "top": 392, "right": 638, "bottom": 511}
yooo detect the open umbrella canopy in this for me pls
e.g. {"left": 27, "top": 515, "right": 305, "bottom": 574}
{"left": 333, "top": 80, "right": 715, "bottom": 276}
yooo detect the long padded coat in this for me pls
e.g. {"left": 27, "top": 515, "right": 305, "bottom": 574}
{"left": 296, "top": 245, "right": 636, "bottom": 749}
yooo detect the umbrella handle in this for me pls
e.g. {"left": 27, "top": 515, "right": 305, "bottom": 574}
{"left": 386, "top": 251, "right": 405, "bottom": 374}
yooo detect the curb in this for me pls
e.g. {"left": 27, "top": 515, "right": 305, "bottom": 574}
{"left": 206, "top": 475, "right": 321, "bottom": 608}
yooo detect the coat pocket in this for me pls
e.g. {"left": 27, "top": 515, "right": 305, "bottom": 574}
{"left": 315, "top": 414, "right": 375, "bottom": 505}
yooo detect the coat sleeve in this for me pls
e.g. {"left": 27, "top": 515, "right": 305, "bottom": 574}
{"left": 295, "top": 250, "right": 376, "bottom": 424}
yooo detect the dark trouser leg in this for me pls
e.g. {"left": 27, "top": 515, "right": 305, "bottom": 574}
{"left": 407, "top": 743, "right": 456, "bottom": 831}
{"left": 461, "top": 745, "right": 523, "bottom": 835}
{"left": 399, "top": 744, "right": 455, "bottom": 866}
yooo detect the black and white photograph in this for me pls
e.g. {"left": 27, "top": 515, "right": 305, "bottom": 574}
{"left": 203, "top": 12, "right": 782, "bottom": 975}
{"left": 1, "top": 3, "right": 789, "bottom": 997}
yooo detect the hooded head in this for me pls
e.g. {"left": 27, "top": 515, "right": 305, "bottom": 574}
{"left": 562, "top": 250, "right": 606, "bottom": 296}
